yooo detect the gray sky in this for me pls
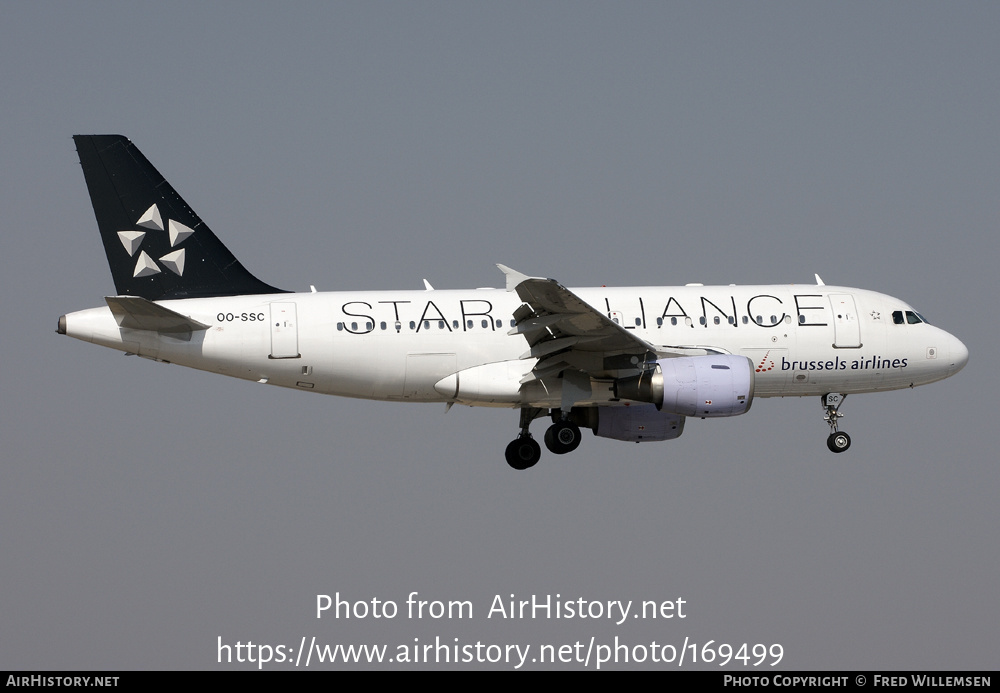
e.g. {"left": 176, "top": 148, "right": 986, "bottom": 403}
{"left": 1, "top": 2, "right": 996, "bottom": 670}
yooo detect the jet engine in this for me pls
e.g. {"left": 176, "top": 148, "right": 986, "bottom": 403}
{"left": 614, "top": 354, "right": 754, "bottom": 417}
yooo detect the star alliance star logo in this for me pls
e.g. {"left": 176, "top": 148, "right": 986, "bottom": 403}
{"left": 870, "top": 311, "right": 881, "bottom": 320}
{"left": 116, "top": 204, "right": 195, "bottom": 278}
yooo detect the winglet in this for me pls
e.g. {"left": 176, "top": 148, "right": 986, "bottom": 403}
{"left": 496, "top": 264, "right": 534, "bottom": 292}
{"left": 423, "top": 279, "right": 435, "bottom": 291}
{"left": 815, "top": 273, "right": 826, "bottom": 286}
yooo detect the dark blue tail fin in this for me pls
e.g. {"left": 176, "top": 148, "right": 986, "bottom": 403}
{"left": 74, "top": 135, "right": 287, "bottom": 300}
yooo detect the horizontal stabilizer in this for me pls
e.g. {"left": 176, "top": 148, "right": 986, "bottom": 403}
{"left": 105, "top": 296, "right": 209, "bottom": 340}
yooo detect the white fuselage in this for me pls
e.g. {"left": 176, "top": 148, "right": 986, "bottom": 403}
{"left": 61, "top": 284, "right": 968, "bottom": 408}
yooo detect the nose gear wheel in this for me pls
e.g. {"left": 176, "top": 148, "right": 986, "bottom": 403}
{"left": 822, "top": 394, "right": 851, "bottom": 453}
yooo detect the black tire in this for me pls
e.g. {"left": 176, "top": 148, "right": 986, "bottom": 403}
{"left": 505, "top": 436, "right": 541, "bottom": 470}
{"left": 544, "top": 421, "right": 582, "bottom": 455}
{"left": 827, "top": 431, "right": 851, "bottom": 453}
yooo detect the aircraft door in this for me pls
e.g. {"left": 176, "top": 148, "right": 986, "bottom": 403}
{"left": 830, "top": 294, "right": 861, "bottom": 348}
{"left": 269, "top": 302, "right": 300, "bottom": 359}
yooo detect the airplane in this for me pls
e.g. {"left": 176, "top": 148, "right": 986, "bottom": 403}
{"left": 58, "top": 135, "right": 969, "bottom": 470}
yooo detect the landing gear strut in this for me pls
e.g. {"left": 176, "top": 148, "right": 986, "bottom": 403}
{"left": 822, "top": 393, "right": 851, "bottom": 453}
{"left": 505, "top": 407, "right": 543, "bottom": 470}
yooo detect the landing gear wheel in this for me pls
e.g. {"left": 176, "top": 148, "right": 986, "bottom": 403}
{"left": 822, "top": 394, "right": 851, "bottom": 453}
{"left": 544, "top": 421, "right": 582, "bottom": 455}
{"left": 505, "top": 436, "right": 541, "bottom": 470}
{"left": 827, "top": 431, "right": 851, "bottom": 453}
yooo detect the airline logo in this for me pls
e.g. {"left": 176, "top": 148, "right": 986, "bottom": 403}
{"left": 115, "top": 204, "right": 194, "bottom": 278}
{"left": 755, "top": 351, "right": 775, "bottom": 373}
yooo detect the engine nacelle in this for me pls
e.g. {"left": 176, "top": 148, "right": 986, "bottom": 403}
{"left": 588, "top": 405, "right": 686, "bottom": 443}
{"left": 615, "top": 354, "right": 754, "bottom": 417}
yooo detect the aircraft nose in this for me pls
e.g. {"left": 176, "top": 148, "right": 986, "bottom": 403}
{"left": 949, "top": 334, "right": 969, "bottom": 375}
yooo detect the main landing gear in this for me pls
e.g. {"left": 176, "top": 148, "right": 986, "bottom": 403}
{"left": 505, "top": 408, "right": 583, "bottom": 470}
{"left": 505, "top": 436, "right": 541, "bottom": 470}
{"left": 822, "top": 393, "right": 851, "bottom": 453}
{"left": 544, "top": 419, "right": 582, "bottom": 455}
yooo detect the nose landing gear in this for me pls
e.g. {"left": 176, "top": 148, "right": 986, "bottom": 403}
{"left": 823, "top": 393, "right": 851, "bottom": 453}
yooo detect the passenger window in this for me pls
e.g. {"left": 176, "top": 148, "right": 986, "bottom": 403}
{"left": 380, "top": 321, "right": 386, "bottom": 330}
{"left": 452, "top": 320, "right": 459, "bottom": 329}
{"left": 423, "top": 320, "right": 430, "bottom": 330}
{"left": 409, "top": 321, "right": 416, "bottom": 330}
{"left": 366, "top": 322, "right": 373, "bottom": 330}
{"left": 635, "top": 318, "right": 642, "bottom": 326}
{"left": 337, "top": 322, "right": 344, "bottom": 331}
{"left": 496, "top": 319, "right": 503, "bottom": 328}
{"left": 481, "top": 319, "right": 488, "bottom": 328}
{"left": 713, "top": 316, "right": 720, "bottom": 325}
{"left": 671, "top": 317, "right": 678, "bottom": 326}
{"left": 467, "top": 320, "right": 473, "bottom": 329}
{"left": 351, "top": 322, "right": 358, "bottom": 330}
{"left": 699, "top": 316, "right": 706, "bottom": 325}
{"left": 438, "top": 320, "right": 445, "bottom": 329}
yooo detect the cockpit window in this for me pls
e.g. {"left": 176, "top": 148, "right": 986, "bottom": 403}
{"left": 893, "top": 309, "right": 929, "bottom": 325}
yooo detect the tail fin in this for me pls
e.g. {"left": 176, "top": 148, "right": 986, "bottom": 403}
{"left": 73, "top": 135, "right": 287, "bottom": 300}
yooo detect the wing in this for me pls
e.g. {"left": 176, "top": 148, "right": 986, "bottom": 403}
{"left": 498, "top": 265, "right": 667, "bottom": 387}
